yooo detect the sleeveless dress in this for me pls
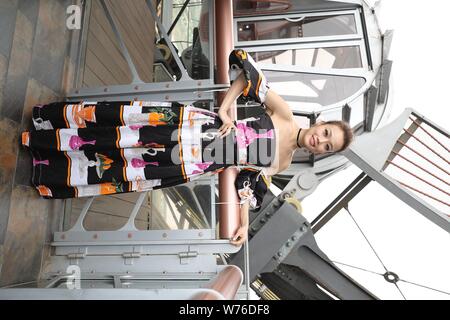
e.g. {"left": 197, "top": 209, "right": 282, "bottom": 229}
{"left": 21, "top": 49, "right": 273, "bottom": 210}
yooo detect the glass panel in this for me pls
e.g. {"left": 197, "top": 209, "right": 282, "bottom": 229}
{"left": 264, "top": 70, "right": 365, "bottom": 109}
{"left": 64, "top": 193, "right": 154, "bottom": 231}
{"left": 144, "top": 184, "right": 212, "bottom": 230}
{"left": 237, "top": 14, "right": 357, "bottom": 42}
{"left": 349, "top": 95, "right": 365, "bottom": 127}
{"left": 63, "top": 180, "right": 213, "bottom": 231}
{"left": 81, "top": 0, "right": 211, "bottom": 88}
{"left": 234, "top": 0, "right": 292, "bottom": 16}
{"left": 167, "top": 0, "right": 211, "bottom": 80}
{"left": 250, "top": 46, "right": 362, "bottom": 69}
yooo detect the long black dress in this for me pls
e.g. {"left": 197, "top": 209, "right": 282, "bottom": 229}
{"left": 21, "top": 49, "right": 274, "bottom": 210}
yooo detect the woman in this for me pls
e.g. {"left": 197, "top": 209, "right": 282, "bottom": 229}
{"left": 221, "top": 49, "right": 353, "bottom": 245}
{"left": 21, "top": 49, "right": 353, "bottom": 244}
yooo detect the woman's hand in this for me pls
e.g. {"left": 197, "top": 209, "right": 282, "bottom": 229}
{"left": 218, "top": 111, "right": 236, "bottom": 138}
{"left": 231, "top": 225, "right": 248, "bottom": 246}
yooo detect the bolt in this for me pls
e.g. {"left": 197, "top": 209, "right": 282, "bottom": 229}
{"left": 198, "top": 232, "right": 203, "bottom": 237}
{"left": 301, "top": 226, "right": 307, "bottom": 232}
{"left": 286, "top": 241, "right": 292, "bottom": 247}
{"left": 260, "top": 218, "right": 266, "bottom": 224}
{"left": 162, "top": 232, "right": 168, "bottom": 238}
{"left": 104, "top": 88, "right": 108, "bottom": 92}
{"left": 197, "top": 81, "right": 202, "bottom": 86}
{"left": 128, "top": 233, "right": 132, "bottom": 239}
{"left": 165, "top": 95, "right": 169, "bottom": 100}
{"left": 61, "top": 234, "right": 66, "bottom": 240}
{"left": 134, "top": 85, "right": 139, "bottom": 90}
{"left": 251, "top": 226, "right": 256, "bottom": 232}
{"left": 166, "top": 83, "right": 170, "bottom": 88}
{"left": 163, "top": 271, "right": 167, "bottom": 274}
{"left": 291, "top": 235, "right": 297, "bottom": 241}
{"left": 75, "top": 90, "right": 79, "bottom": 94}
{"left": 265, "top": 212, "right": 271, "bottom": 217}
{"left": 197, "top": 93, "right": 202, "bottom": 98}
{"left": 277, "top": 251, "right": 282, "bottom": 257}
{"left": 93, "top": 234, "right": 98, "bottom": 239}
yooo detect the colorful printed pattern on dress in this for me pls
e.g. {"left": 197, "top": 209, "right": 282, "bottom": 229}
{"left": 22, "top": 101, "right": 227, "bottom": 199}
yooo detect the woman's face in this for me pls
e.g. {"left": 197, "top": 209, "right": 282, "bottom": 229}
{"left": 302, "top": 123, "right": 345, "bottom": 154}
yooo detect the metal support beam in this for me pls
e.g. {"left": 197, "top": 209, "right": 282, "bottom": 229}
{"left": 146, "top": 0, "right": 191, "bottom": 80}
{"left": 67, "top": 80, "right": 227, "bottom": 101}
{"left": 231, "top": 201, "right": 377, "bottom": 299}
{"left": 311, "top": 173, "right": 372, "bottom": 233}
{"left": 346, "top": 148, "right": 450, "bottom": 233}
{"left": 75, "top": 0, "right": 92, "bottom": 88}
{"left": 99, "top": 0, "right": 142, "bottom": 83}
{"left": 345, "top": 108, "right": 450, "bottom": 232}
{"left": 168, "top": 0, "right": 190, "bottom": 35}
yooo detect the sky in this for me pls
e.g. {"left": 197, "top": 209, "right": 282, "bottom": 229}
{"left": 299, "top": 0, "right": 450, "bottom": 300}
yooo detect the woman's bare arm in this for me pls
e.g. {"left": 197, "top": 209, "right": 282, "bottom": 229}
{"left": 217, "top": 72, "right": 246, "bottom": 138}
{"left": 231, "top": 200, "right": 250, "bottom": 246}
{"left": 264, "top": 89, "right": 294, "bottom": 122}
{"left": 217, "top": 72, "right": 246, "bottom": 117}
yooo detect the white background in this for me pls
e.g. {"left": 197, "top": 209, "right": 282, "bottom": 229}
{"left": 300, "top": 0, "right": 450, "bottom": 300}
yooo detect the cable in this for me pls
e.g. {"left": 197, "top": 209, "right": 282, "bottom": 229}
{"left": 342, "top": 206, "right": 449, "bottom": 299}
{"left": 345, "top": 206, "right": 407, "bottom": 299}
{"left": 394, "top": 283, "right": 407, "bottom": 300}
{"left": 345, "top": 206, "right": 389, "bottom": 273}
{"left": 399, "top": 278, "right": 450, "bottom": 296}
{"left": 333, "top": 260, "right": 383, "bottom": 276}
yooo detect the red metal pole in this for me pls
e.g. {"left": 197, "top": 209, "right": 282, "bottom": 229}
{"left": 215, "top": 0, "right": 240, "bottom": 239}
{"left": 193, "top": 265, "right": 243, "bottom": 300}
